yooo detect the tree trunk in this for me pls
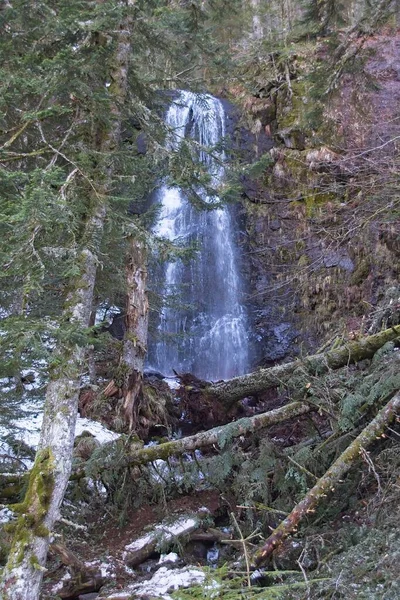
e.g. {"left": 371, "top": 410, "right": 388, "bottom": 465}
{"left": 0, "top": 248, "right": 101, "bottom": 600}
{"left": 201, "top": 325, "right": 400, "bottom": 408}
{"left": 119, "top": 235, "right": 149, "bottom": 431}
{"left": 0, "top": 4, "right": 133, "bottom": 598}
{"left": 253, "top": 391, "right": 400, "bottom": 567}
{"left": 250, "top": 0, "right": 263, "bottom": 39}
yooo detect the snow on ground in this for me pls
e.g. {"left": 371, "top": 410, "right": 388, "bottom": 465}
{"left": 123, "top": 516, "right": 199, "bottom": 557}
{"left": 0, "top": 394, "right": 119, "bottom": 472}
{"left": 105, "top": 566, "right": 206, "bottom": 600}
{"left": 50, "top": 571, "right": 72, "bottom": 595}
{"left": 75, "top": 417, "right": 120, "bottom": 443}
{"left": 131, "top": 566, "right": 205, "bottom": 599}
{"left": 164, "top": 377, "right": 180, "bottom": 390}
{"left": 85, "top": 558, "right": 118, "bottom": 579}
{"left": 0, "top": 507, "right": 14, "bottom": 523}
{"left": 6, "top": 409, "right": 119, "bottom": 452}
{"left": 158, "top": 552, "right": 179, "bottom": 565}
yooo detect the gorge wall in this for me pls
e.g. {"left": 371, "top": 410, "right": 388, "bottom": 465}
{"left": 229, "top": 28, "right": 400, "bottom": 364}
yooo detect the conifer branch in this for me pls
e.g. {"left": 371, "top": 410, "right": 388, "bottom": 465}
{"left": 253, "top": 391, "right": 400, "bottom": 567}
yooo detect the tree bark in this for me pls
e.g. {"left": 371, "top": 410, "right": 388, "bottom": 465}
{"left": 250, "top": 0, "right": 263, "bottom": 40}
{"left": 119, "top": 235, "right": 149, "bottom": 431}
{"left": 201, "top": 325, "right": 400, "bottom": 408}
{"left": 253, "top": 391, "right": 400, "bottom": 567}
{"left": 0, "top": 4, "right": 133, "bottom": 598}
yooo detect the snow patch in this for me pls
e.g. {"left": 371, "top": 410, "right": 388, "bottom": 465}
{"left": 158, "top": 552, "right": 179, "bottom": 565}
{"left": 4, "top": 404, "right": 119, "bottom": 458}
{"left": 0, "top": 507, "right": 14, "bottom": 523}
{"left": 85, "top": 558, "right": 117, "bottom": 578}
{"left": 75, "top": 418, "right": 120, "bottom": 444}
{"left": 124, "top": 516, "right": 198, "bottom": 556}
{"left": 51, "top": 571, "right": 72, "bottom": 594}
{"left": 107, "top": 566, "right": 205, "bottom": 600}
{"left": 163, "top": 377, "right": 180, "bottom": 390}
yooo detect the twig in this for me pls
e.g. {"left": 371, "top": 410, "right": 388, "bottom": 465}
{"left": 231, "top": 512, "right": 257, "bottom": 588}
{"left": 297, "top": 549, "right": 311, "bottom": 600}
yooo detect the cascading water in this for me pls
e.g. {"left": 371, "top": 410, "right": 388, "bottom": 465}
{"left": 149, "top": 91, "right": 249, "bottom": 380}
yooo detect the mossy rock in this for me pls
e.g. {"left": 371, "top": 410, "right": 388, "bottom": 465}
{"left": 276, "top": 127, "right": 306, "bottom": 150}
{"left": 276, "top": 80, "right": 309, "bottom": 130}
{"left": 350, "top": 258, "right": 371, "bottom": 285}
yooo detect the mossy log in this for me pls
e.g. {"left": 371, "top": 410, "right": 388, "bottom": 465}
{"left": 253, "top": 391, "right": 400, "bottom": 567}
{"left": 122, "top": 401, "right": 313, "bottom": 468}
{"left": 4, "top": 403, "right": 313, "bottom": 488}
{"left": 73, "top": 402, "right": 312, "bottom": 478}
{"left": 201, "top": 325, "right": 400, "bottom": 408}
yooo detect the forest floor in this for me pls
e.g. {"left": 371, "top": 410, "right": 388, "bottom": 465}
{"left": 36, "top": 366, "right": 400, "bottom": 600}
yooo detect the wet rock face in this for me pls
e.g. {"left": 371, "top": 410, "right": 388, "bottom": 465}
{"left": 239, "top": 30, "right": 400, "bottom": 361}
{"left": 221, "top": 97, "right": 274, "bottom": 162}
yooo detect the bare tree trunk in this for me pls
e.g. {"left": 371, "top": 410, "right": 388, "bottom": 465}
{"left": 253, "top": 391, "right": 400, "bottom": 567}
{"left": 0, "top": 4, "right": 133, "bottom": 598}
{"left": 201, "top": 325, "right": 400, "bottom": 408}
{"left": 119, "top": 235, "right": 149, "bottom": 431}
{"left": 250, "top": 0, "right": 263, "bottom": 39}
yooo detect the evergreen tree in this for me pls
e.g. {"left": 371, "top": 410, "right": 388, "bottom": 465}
{"left": 0, "top": 0, "right": 220, "bottom": 596}
{"left": 301, "top": 0, "right": 348, "bottom": 36}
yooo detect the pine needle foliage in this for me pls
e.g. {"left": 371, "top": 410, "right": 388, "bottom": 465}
{"left": 300, "top": 0, "right": 348, "bottom": 37}
{"left": 172, "top": 564, "right": 330, "bottom": 600}
{"left": 0, "top": 0, "right": 234, "bottom": 407}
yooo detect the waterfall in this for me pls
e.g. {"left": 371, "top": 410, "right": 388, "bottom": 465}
{"left": 149, "top": 91, "right": 249, "bottom": 381}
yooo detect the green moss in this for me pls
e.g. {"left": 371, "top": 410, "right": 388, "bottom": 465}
{"left": 0, "top": 527, "right": 11, "bottom": 566}
{"left": 277, "top": 80, "right": 309, "bottom": 131}
{"left": 29, "top": 554, "right": 42, "bottom": 570}
{"left": 350, "top": 258, "right": 370, "bottom": 285}
{"left": 7, "top": 448, "right": 55, "bottom": 567}
{"left": 297, "top": 254, "right": 310, "bottom": 267}
{"left": 114, "top": 361, "right": 130, "bottom": 387}
{"left": 33, "top": 523, "right": 50, "bottom": 538}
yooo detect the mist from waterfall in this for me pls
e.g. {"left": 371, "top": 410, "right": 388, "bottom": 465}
{"left": 148, "top": 91, "right": 249, "bottom": 381}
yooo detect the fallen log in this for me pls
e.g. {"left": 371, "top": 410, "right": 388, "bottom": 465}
{"left": 253, "top": 391, "right": 400, "bottom": 567}
{"left": 71, "top": 402, "right": 312, "bottom": 480}
{"left": 122, "top": 401, "right": 312, "bottom": 468}
{"left": 49, "top": 543, "right": 105, "bottom": 599}
{"left": 3, "top": 402, "right": 314, "bottom": 488}
{"left": 122, "top": 512, "right": 205, "bottom": 567}
{"left": 201, "top": 325, "right": 400, "bottom": 407}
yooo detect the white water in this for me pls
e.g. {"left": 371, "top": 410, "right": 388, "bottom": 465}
{"left": 149, "top": 91, "right": 249, "bottom": 380}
